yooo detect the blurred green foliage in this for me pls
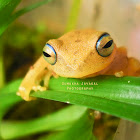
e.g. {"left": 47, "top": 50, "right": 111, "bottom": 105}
{"left": 0, "top": 0, "right": 139, "bottom": 140}
{"left": 0, "top": 0, "right": 53, "bottom": 36}
{"left": 65, "top": 0, "right": 82, "bottom": 32}
{"left": 0, "top": 0, "right": 55, "bottom": 87}
{"left": 1, "top": 23, "right": 60, "bottom": 82}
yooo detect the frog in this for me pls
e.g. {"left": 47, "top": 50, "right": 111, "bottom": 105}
{"left": 17, "top": 29, "right": 140, "bottom": 101}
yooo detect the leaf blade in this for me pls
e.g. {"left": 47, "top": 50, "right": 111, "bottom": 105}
{"left": 1, "top": 105, "right": 87, "bottom": 139}
{"left": 32, "top": 90, "right": 140, "bottom": 123}
{"left": 31, "top": 76, "right": 140, "bottom": 123}
{"left": 48, "top": 76, "right": 140, "bottom": 105}
{"left": 39, "top": 110, "right": 95, "bottom": 140}
{"left": 0, "top": 0, "right": 53, "bottom": 36}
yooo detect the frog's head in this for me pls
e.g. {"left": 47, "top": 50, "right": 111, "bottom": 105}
{"left": 42, "top": 29, "right": 117, "bottom": 78}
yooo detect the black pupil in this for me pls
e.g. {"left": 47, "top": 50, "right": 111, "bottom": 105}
{"left": 43, "top": 51, "right": 51, "bottom": 57}
{"left": 103, "top": 40, "right": 113, "bottom": 48}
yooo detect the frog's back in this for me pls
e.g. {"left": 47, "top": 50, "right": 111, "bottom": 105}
{"left": 57, "top": 29, "right": 104, "bottom": 66}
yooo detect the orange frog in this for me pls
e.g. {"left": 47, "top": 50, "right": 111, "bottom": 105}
{"left": 17, "top": 29, "right": 140, "bottom": 101}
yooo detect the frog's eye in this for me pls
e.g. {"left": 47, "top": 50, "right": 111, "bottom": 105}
{"left": 96, "top": 33, "right": 114, "bottom": 57}
{"left": 43, "top": 44, "right": 56, "bottom": 65}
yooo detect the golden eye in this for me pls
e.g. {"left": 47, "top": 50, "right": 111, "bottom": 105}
{"left": 96, "top": 33, "right": 114, "bottom": 57}
{"left": 43, "top": 44, "right": 56, "bottom": 65}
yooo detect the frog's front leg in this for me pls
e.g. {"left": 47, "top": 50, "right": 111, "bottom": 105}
{"left": 17, "top": 56, "right": 51, "bottom": 101}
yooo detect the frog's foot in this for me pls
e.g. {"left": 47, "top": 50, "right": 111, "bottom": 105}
{"left": 32, "top": 85, "right": 46, "bottom": 92}
{"left": 16, "top": 70, "right": 52, "bottom": 101}
{"left": 114, "top": 71, "right": 124, "bottom": 77}
{"left": 17, "top": 84, "right": 47, "bottom": 101}
{"left": 17, "top": 86, "right": 35, "bottom": 101}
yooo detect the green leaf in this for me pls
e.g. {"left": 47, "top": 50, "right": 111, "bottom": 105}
{"left": 0, "top": 0, "right": 53, "bottom": 36}
{"left": 39, "top": 110, "right": 95, "bottom": 140}
{"left": 11, "top": 0, "right": 53, "bottom": 21}
{"left": 0, "top": 0, "right": 21, "bottom": 16}
{"left": 65, "top": 0, "right": 81, "bottom": 32}
{"left": 1, "top": 105, "right": 87, "bottom": 139}
{"left": 0, "top": 0, "right": 21, "bottom": 35}
{"left": 0, "top": 79, "right": 22, "bottom": 139}
{"left": 31, "top": 76, "right": 140, "bottom": 123}
{"left": 0, "top": 79, "right": 22, "bottom": 119}
{"left": 0, "top": 79, "right": 87, "bottom": 139}
{"left": 0, "top": 76, "right": 139, "bottom": 139}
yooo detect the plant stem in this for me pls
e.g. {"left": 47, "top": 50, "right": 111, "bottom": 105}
{"left": 65, "top": 0, "right": 82, "bottom": 32}
{"left": 0, "top": 46, "right": 5, "bottom": 88}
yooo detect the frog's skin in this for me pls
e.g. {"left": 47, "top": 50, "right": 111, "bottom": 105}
{"left": 17, "top": 29, "right": 140, "bottom": 101}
